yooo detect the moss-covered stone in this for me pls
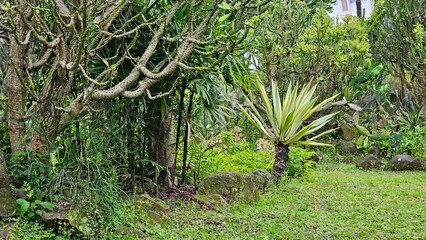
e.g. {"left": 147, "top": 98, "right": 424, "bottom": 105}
{"left": 356, "top": 154, "right": 382, "bottom": 170}
{"left": 198, "top": 171, "right": 264, "bottom": 203}
{"left": 195, "top": 194, "right": 228, "bottom": 210}
{"left": 251, "top": 169, "right": 272, "bottom": 193}
{"left": 0, "top": 188, "right": 16, "bottom": 217}
{"left": 65, "top": 207, "right": 92, "bottom": 236}
{"left": 42, "top": 203, "right": 92, "bottom": 236}
{"left": 132, "top": 194, "right": 170, "bottom": 227}
{"left": 340, "top": 125, "right": 359, "bottom": 141}
{"left": 387, "top": 155, "right": 423, "bottom": 171}
{"left": 336, "top": 140, "right": 358, "bottom": 155}
{"left": 198, "top": 171, "right": 242, "bottom": 201}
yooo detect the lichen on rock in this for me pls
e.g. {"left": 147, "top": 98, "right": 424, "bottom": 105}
{"left": 0, "top": 188, "right": 16, "bottom": 217}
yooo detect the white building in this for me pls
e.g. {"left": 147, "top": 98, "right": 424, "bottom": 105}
{"left": 328, "top": 0, "right": 375, "bottom": 20}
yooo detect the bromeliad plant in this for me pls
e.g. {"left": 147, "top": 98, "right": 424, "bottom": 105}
{"left": 238, "top": 79, "right": 338, "bottom": 180}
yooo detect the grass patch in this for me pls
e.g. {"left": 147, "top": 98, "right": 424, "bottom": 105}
{"left": 153, "top": 163, "right": 426, "bottom": 239}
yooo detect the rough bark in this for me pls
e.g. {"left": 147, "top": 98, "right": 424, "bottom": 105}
{"left": 5, "top": 14, "right": 25, "bottom": 154}
{"left": 0, "top": 151, "right": 11, "bottom": 188}
{"left": 271, "top": 142, "right": 289, "bottom": 180}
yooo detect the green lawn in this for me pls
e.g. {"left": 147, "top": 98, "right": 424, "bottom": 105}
{"left": 153, "top": 163, "right": 426, "bottom": 239}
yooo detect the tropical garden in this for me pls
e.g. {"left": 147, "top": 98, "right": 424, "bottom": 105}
{"left": 0, "top": 0, "right": 425, "bottom": 239}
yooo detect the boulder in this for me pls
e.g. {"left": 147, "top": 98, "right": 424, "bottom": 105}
{"left": 198, "top": 171, "right": 264, "bottom": 203}
{"left": 387, "top": 155, "right": 423, "bottom": 171}
{"left": 0, "top": 188, "right": 16, "bottom": 217}
{"left": 356, "top": 154, "right": 382, "bottom": 170}
{"left": 195, "top": 194, "right": 228, "bottom": 210}
{"left": 251, "top": 169, "right": 272, "bottom": 193}
{"left": 340, "top": 125, "right": 359, "bottom": 141}
{"left": 42, "top": 203, "right": 93, "bottom": 237}
{"left": 310, "top": 152, "right": 324, "bottom": 163}
{"left": 336, "top": 140, "right": 358, "bottom": 155}
{"left": 132, "top": 194, "right": 170, "bottom": 227}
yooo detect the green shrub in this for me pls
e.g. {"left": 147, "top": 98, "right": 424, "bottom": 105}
{"left": 392, "top": 126, "right": 426, "bottom": 159}
{"left": 287, "top": 147, "right": 317, "bottom": 177}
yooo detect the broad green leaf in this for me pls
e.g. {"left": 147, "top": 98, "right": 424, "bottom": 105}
{"left": 36, "top": 209, "right": 43, "bottom": 216}
{"left": 41, "top": 202, "right": 55, "bottom": 209}
{"left": 363, "top": 136, "right": 369, "bottom": 148}
{"left": 369, "top": 134, "right": 390, "bottom": 141}
{"left": 218, "top": 2, "right": 231, "bottom": 10}
{"left": 356, "top": 125, "right": 371, "bottom": 136}
{"left": 16, "top": 199, "right": 30, "bottom": 215}
{"left": 218, "top": 13, "right": 231, "bottom": 22}
{"left": 370, "top": 64, "right": 383, "bottom": 77}
{"left": 356, "top": 135, "right": 365, "bottom": 148}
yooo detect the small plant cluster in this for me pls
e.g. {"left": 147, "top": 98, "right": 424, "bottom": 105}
{"left": 287, "top": 147, "right": 317, "bottom": 177}
{"left": 13, "top": 182, "right": 54, "bottom": 220}
{"left": 354, "top": 125, "right": 426, "bottom": 160}
{"left": 392, "top": 126, "right": 426, "bottom": 159}
{"left": 187, "top": 130, "right": 273, "bottom": 180}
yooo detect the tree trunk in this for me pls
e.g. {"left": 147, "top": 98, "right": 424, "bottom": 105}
{"left": 356, "top": 0, "right": 362, "bottom": 18}
{"left": 5, "top": 14, "right": 26, "bottom": 155}
{"left": 173, "top": 80, "right": 187, "bottom": 179}
{"left": 0, "top": 151, "right": 11, "bottom": 188}
{"left": 146, "top": 98, "right": 176, "bottom": 189}
{"left": 181, "top": 87, "right": 195, "bottom": 184}
{"left": 271, "top": 141, "right": 289, "bottom": 180}
{"left": 126, "top": 102, "right": 138, "bottom": 193}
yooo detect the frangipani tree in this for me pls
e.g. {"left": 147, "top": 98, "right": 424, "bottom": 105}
{"left": 239, "top": 79, "right": 338, "bottom": 179}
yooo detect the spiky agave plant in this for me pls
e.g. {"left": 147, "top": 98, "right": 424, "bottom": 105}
{"left": 238, "top": 78, "right": 339, "bottom": 180}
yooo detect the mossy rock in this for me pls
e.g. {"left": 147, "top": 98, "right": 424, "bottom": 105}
{"left": 336, "top": 140, "right": 358, "bottom": 155}
{"left": 42, "top": 203, "right": 92, "bottom": 237}
{"left": 251, "top": 169, "right": 272, "bottom": 191}
{"left": 198, "top": 171, "right": 264, "bottom": 203}
{"left": 356, "top": 154, "right": 382, "bottom": 170}
{"left": 132, "top": 194, "right": 170, "bottom": 227}
{"left": 340, "top": 125, "right": 359, "bottom": 141}
{"left": 195, "top": 194, "right": 228, "bottom": 211}
{"left": 65, "top": 207, "right": 92, "bottom": 236}
{"left": 0, "top": 188, "right": 16, "bottom": 217}
{"left": 387, "top": 155, "right": 423, "bottom": 171}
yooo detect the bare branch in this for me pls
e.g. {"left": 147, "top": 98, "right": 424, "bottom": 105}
{"left": 17, "top": 31, "right": 31, "bottom": 45}
{"left": 15, "top": 7, "right": 62, "bottom": 48}
{"left": 146, "top": 80, "right": 179, "bottom": 100}
{"left": 79, "top": 64, "right": 109, "bottom": 86}
{"left": 121, "top": 78, "right": 159, "bottom": 98}
{"left": 28, "top": 48, "right": 53, "bottom": 69}
{"left": 90, "top": 1, "right": 183, "bottom": 100}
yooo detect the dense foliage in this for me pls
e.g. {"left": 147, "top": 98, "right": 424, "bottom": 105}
{"left": 0, "top": 0, "right": 425, "bottom": 238}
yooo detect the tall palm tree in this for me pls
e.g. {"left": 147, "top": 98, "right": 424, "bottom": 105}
{"left": 239, "top": 78, "right": 338, "bottom": 180}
